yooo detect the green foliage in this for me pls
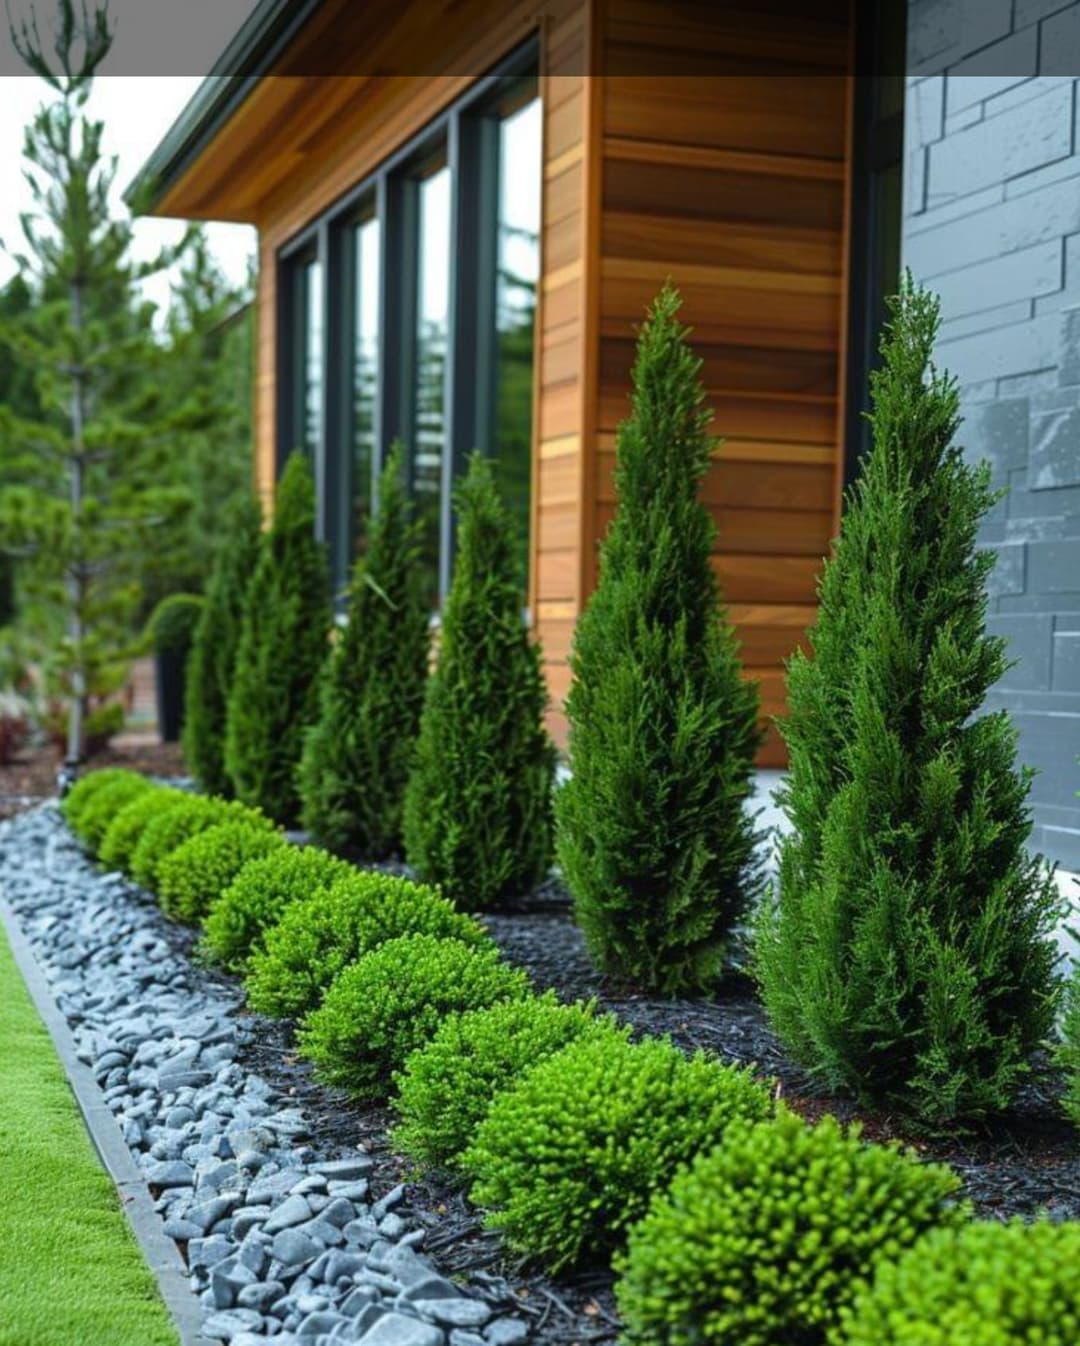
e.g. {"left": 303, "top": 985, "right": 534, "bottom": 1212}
{"left": 557, "top": 285, "right": 762, "bottom": 994}
{"left": 156, "top": 822, "right": 286, "bottom": 924}
{"left": 299, "top": 445, "right": 430, "bottom": 857}
{"left": 224, "top": 454, "right": 331, "bottom": 824}
{"left": 462, "top": 1029, "right": 772, "bottom": 1271}
{"left": 200, "top": 845, "right": 355, "bottom": 970}
{"left": 146, "top": 593, "right": 204, "bottom": 654}
{"left": 73, "top": 774, "right": 154, "bottom": 851}
{"left": 298, "top": 934, "right": 532, "bottom": 1099}
{"left": 616, "top": 1107, "right": 966, "bottom": 1346}
{"left": 836, "top": 1219, "right": 1080, "bottom": 1346}
{"left": 61, "top": 767, "right": 141, "bottom": 832}
{"left": 128, "top": 795, "right": 225, "bottom": 890}
{"left": 755, "top": 279, "right": 1063, "bottom": 1126}
{"left": 1055, "top": 964, "right": 1080, "bottom": 1131}
{"left": 98, "top": 786, "right": 181, "bottom": 873}
{"left": 182, "top": 494, "right": 262, "bottom": 797}
{"left": 392, "top": 992, "right": 604, "bottom": 1170}
{"left": 403, "top": 453, "right": 555, "bottom": 908}
{"left": 245, "top": 872, "right": 488, "bottom": 1019}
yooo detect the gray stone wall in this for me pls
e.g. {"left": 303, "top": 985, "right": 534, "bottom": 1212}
{"left": 903, "top": 0, "right": 1080, "bottom": 868}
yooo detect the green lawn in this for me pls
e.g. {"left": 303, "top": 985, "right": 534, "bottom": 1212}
{"left": 0, "top": 922, "right": 179, "bottom": 1346}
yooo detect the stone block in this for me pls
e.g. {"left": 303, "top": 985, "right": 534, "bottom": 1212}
{"left": 909, "top": 0, "right": 1013, "bottom": 75}
{"left": 988, "top": 614, "right": 1054, "bottom": 688}
{"left": 983, "top": 540, "right": 1027, "bottom": 596}
{"left": 963, "top": 396, "right": 1030, "bottom": 472}
{"left": 1027, "top": 538, "right": 1080, "bottom": 591}
{"left": 1053, "top": 626, "right": 1080, "bottom": 689}
{"left": 1041, "top": 5, "right": 1080, "bottom": 75}
{"left": 1030, "top": 402, "right": 1080, "bottom": 490}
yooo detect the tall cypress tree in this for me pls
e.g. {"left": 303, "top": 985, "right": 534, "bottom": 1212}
{"left": 298, "top": 444, "right": 430, "bottom": 857}
{"left": 182, "top": 493, "right": 262, "bottom": 796}
{"left": 756, "top": 278, "right": 1063, "bottom": 1126}
{"left": 225, "top": 454, "right": 330, "bottom": 825}
{"left": 556, "top": 284, "right": 762, "bottom": 995}
{"left": 403, "top": 451, "right": 555, "bottom": 908}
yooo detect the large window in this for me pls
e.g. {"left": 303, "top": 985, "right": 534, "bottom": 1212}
{"left": 277, "top": 39, "right": 540, "bottom": 603}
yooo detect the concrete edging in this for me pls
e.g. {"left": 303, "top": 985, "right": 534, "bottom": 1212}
{"left": 0, "top": 894, "right": 212, "bottom": 1346}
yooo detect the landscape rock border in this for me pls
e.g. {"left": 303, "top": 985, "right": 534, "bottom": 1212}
{"left": 0, "top": 804, "right": 533, "bottom": 1346}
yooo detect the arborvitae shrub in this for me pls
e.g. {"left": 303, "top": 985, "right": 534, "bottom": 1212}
{"left": 837, "top": 1220, "right": 1080, "bottom": 1346}
{"left": 200, "top": 845, "right": 354, "bottom": 969}
{"left": 128, "top": 795, "right": 270, "bottom": 891}
{"left": 75, "top": 775, "right": 155, "bottom": 852}
{"left": 183, "top": 495, "right": 262, "bottom": 797}
{"left": 156, "top": 822, "right": 286, "bottom": 924}
{"left": 403, "top": 452, "right": 555, "bottom": 908}
{"left": 392, "top": 992, "right": 605, "bottom": 1170}
{"left": 224, "top": 455, "right": 331, "bottom": 824}
{"left": 62, "top": 768, "right": 143, "bottom": 835}
{"left": 615, "top": 1107, "right": 966, "bottom": 1346}
{"left": 298, "top": 934, "right": 532, "bottom": 1099}
{"left": 1055, "top": 966, "right": 1080, "bottom": 1131}
{"left": 462, "top": 1030, "right": 772, "bottom": 1270}
{"left": 245, "top": 872, "right": 488, "bottom": 1019}
{"left": 755, "top": 279, "right": 1063, "bottom": 1126}
{"left": 298, "top": 445, "right": 429, "bottom": 857}
{"left": 557, "top": 285, "right": 762, "bottom": 994}
{"left": 99, "top": 787, "right": 184, "bottom": 874}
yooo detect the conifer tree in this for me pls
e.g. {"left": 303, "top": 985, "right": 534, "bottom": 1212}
{"left": 298, "top": 444, "right": 429, "bottom": 857}
{"left": 756, "top": 278, "right": 1063, "bottom": 1126}
{"left": 224, "top": 454, "right": 330, "bottom": 825}
{"left": 182, "top": 493, "right": 262, "bottom": 796}
{"left": 556, "top": 284, "right": 762, "bottom": 995}
{"left": 403, "top": 451, "right": 555, "bottom": 908}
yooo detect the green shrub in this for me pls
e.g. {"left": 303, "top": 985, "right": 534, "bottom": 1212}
{"left": 298, "top": 934, "right": 531, "bottom": 1099}
{"left": 298, "top": 445, "right": 430, "bottom": 858}
{"left": 200, "top": 845, "right": 354, "bottom": 969}
{"left": 1055, "top": 964, "right": 1080, "bottom": 1131}
{"left": 127, "top": 795, "right": 271, "bottom": 891}
{"left": 755, "top": 279, "right": 1063, "bottom": 1126}
{"left": 98, "top": 787, "right": 184, "bottom": 874}
{"left": 403, "top": 452, "right": 555, "bottom": 909}
{"left": 75, "top": 775, "right": 155, "bottom": 852}
{"left": 836, "top": 1219, "right": 1080, "bottom": 1346}
{"left": 557, "top": 284, "right": 762, "bottom": 995}
{"left": 61, "top": 767, "right": 142, "bottom": 833}
{"left": 616, "top": 1107, "right": 966, "bottom": 1346}
{"left": 183, "top": 495, "right": 262, "bottom": 797}
{"left": 224, "top": 455, "right": 331, "bottom": 824}
{"left": 146, "top": 593, "right": 204, "bottom": 655}
{"left": 245, "top": 872, "right": 488, "bottom": 1019}
{"left": 462, "top": 1029, "right": 772, "bottom": 1270}
{"left": 392, "top": 992, "right": 605, "bottom": 1170}
{"left": 156, "top": 822, "right": 286, "bottom": 924}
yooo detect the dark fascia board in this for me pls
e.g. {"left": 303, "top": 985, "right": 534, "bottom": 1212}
{"left": 125, "top": 0, "right": 328, "bottom": 213}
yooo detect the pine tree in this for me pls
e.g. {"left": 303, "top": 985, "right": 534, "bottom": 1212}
{"left": 299, "top": 444, "right": 430, "bottom": 857}
{"left": 555, "top": 284, "right": 762, "bottom": 995}
{"left": 182, "top": 493, "right": 262, "bottom": 797}
{"left": 755, "top": 278, "right": 1063, "bottom": 1126}
{"left": 403, "top": 451, "right": 555, "bottom": 908}
{"left": 224, "top": 454, "right": 330, "bottom": 824}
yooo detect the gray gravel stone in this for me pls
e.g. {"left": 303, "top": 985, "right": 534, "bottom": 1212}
{"left": 273, "top": 1227, "right": 321, "bottom": 1268}
{"left": 357, "top": 1314, "right": 444, "bottom": 1346}
{"left": 265, "top": 1194, "right": 313, "bottom": 1234}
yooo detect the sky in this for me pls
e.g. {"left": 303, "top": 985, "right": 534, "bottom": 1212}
{"left": 0, "top": 1, "right": 258, "bottom": 319}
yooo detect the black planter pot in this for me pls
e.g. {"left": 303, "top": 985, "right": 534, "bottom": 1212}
{"left": 155, "top": 647, "right": 188, "bottom": 744}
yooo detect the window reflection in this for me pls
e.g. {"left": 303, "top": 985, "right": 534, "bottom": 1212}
{"left": 302, "top": 257, "right": 323, "bottom": 458}
{"left": 352, "top": 214, "right": 380, "bottom": 562}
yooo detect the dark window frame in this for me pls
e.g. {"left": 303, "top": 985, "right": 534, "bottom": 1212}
{"left": 275, "top": 35, "right": 540, "bottom": 601}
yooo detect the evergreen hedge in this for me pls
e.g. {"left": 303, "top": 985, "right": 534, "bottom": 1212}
{"left": 298, "top": 445, "right": 429, "bottom": 857}
{"left": 225, "top": 456, "right": 330, "bottom": 825}
{"left": 755, "top": 278, "right": 1063, "bottom": 1126}
{"left": 403, "top": 452, "right": 555, "bottom": 908}
{"left": 556, "top": 284, "right": 762, "bottom": 994}
{"left": 182, "top": 495, "right": 262, "bottom": 797}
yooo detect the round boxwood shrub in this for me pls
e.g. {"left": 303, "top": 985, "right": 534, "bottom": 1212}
{"left": 61, "top": 767, "right": 143, "bottom": 833}
{"left": 157, "top": 822, "right": 287, "bottom": 924}
{"left": 615, "top": 1107, "right": 966, "bottom": 1346}
{"left": 98, "top": 787, "right": 185, "bottom": 874}
{"left": 392, "top": 992, "right": 606, "bottom": 1170}
{"left": 146, "top": 593, "right": 205, "bottom": 655}
{"left": 129, "top": 795, "right": 272, "bottom": 892}
{"left": 75, "top": 774, "right": 156, "bottom": 852}
{"left": 200, "top": 846, "right": 355, "bottom": 970}
{"left": 837, "top": 1219, "right": 1080, "bottom": 1346}
{"left": 462, "top": 1030, "right": 773, "bottom": 1270}
{"left": 298, "top": 934, "right": 532, "bottom": 1099}
{"left": 245, "top": 872, "right": 489, "bottom": 1019}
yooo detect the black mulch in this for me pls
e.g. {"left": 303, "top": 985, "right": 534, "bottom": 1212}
{"left": 218, "top": 888, "right": 1080, "bottom": 1346}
